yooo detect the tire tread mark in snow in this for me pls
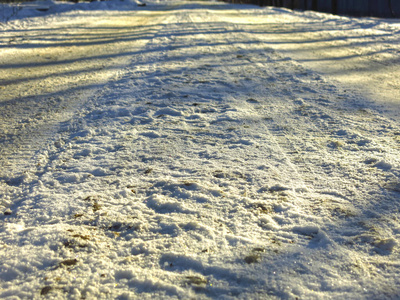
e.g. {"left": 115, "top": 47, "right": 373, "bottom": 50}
{"left": 187, "top": 9, "right": 400, "bottom": 249}
{"left": 0, "top": 13, "right": 170, "bottom": 183}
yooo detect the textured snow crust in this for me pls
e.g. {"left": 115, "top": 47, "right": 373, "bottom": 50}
{"left": 1, "top": 1, "right": 400, "bottom": 299}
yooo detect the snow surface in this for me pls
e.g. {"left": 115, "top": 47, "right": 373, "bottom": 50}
{"left": 1, "top": 0, "right": 400, "bottom": 299}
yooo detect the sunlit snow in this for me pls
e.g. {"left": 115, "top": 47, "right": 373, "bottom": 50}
{"left": 1, "top": 0, "right": 400, "bottom": 299}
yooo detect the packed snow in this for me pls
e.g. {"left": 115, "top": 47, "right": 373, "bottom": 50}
{"left": 1, "top": 0, "right": 400, "bottom": 299}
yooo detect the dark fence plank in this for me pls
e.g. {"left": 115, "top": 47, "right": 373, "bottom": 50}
{"left": 249, "top": 0, "right": 400, "bottom": 18}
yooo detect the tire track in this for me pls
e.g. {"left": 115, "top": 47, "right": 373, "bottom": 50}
{"left": 186, "top": 7, "right": 400, "bottom": 287}
{"left": 0, "top": 11, "right": 169, "bottom": 183}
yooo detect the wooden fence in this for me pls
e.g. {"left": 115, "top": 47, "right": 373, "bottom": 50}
{"left": 227, "top": 0, "right": 400, "bottom": 18}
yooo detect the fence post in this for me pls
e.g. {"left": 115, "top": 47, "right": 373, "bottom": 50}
{"left": 312, "top": 0, "right": 317, "bottom": 11}
{"left": 388, "top": 0, "right": 395, "bottom": 17}
{"left": 332, "top": 0, "right": 337, "bottom": 14}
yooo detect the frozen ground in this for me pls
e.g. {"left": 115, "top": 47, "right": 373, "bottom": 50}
{"left": 1, "top": 1, "right": 400, "bottom": 299}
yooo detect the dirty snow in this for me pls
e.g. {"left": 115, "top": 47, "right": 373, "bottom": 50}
{"left": 1, "top": 1, "right": 400, "bottom": 299}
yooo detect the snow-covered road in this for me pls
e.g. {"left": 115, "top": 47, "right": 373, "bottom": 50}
{"left": 1, "top": 1, "right": 400, "bottom": 299}
{"left": 0, "top": 6, "right": 168, "bottom": 180}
